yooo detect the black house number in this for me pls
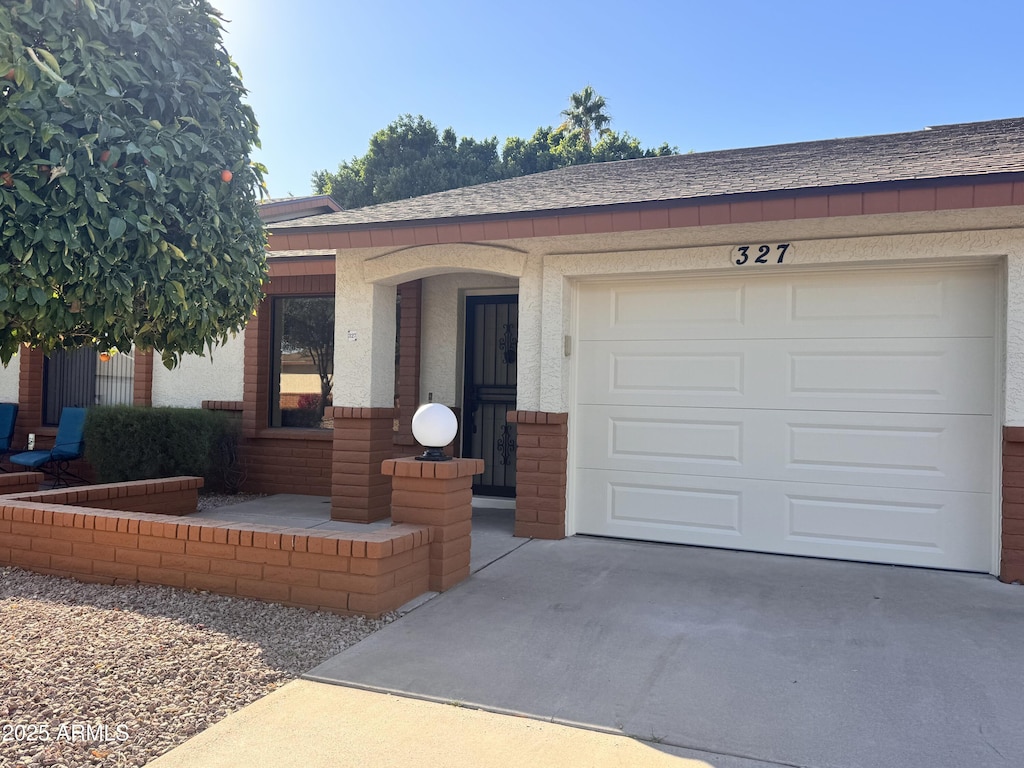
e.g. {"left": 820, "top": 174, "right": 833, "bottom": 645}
{"left": 734, "top": 243, "right": 790, "bottom": 265}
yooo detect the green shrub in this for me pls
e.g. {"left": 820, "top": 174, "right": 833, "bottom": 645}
{"left": 84, "top": 406, "right": 242, "bottom": 493}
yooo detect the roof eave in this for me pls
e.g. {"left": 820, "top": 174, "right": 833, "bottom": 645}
{"left": 267, "top": 172, "right": 1024, "bottom": 236}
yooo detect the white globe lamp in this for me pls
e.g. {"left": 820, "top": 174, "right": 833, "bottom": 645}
{"left": 411, "top": 403, "right": 458, "bottom": 462}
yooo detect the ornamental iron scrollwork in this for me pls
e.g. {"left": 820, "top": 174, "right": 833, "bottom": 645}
{"left": 499, "top": 322, "right": 517, "bottom": 366}
{"left": 497, "top": 423, "right": 516, "bottom": 466}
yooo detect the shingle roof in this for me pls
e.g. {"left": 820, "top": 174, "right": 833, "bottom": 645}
{"left": 272, "top": 117, "right": 1024, "bottom": 230}
{"left": 258, "top": 194, "right": 342, "bottom": 223}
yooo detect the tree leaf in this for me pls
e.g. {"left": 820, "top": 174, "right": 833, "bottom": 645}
{"left": 108, "top": 217, "right": 127, "bottom": 239}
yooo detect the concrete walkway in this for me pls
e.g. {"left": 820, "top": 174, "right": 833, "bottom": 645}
{"left": 148, "top": 680, "right": 748, "bottom": 768}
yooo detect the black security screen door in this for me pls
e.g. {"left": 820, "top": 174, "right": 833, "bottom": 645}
{"left": 462, "top": 295, "right": 518, "bottom": 497}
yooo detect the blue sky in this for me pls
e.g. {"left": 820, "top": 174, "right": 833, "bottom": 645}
{"left": 210, "top": 0, "right": 1024, "bottom": 199}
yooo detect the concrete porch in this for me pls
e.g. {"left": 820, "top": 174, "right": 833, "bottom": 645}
{"left": 189, "top": 494, "right": 526, "bottom": 586}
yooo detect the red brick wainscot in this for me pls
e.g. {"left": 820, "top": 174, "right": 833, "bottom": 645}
{"left": 1002, "top": 427, "right": 1024, "bottom": 583}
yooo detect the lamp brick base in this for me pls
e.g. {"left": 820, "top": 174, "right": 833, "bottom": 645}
{"left": 382, "top": 457, "right": 484, "bottom": 592}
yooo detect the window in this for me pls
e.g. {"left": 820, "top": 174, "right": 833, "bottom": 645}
{"left": 270, "top": 296, "right": 334, "bottom": 429}
{"left": 43, "top": 347, "right": 134, "bottom": 425}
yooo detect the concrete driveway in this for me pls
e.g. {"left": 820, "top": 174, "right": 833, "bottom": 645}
{"left": 308, "top": 536, "right": 1024, "bottom": 768}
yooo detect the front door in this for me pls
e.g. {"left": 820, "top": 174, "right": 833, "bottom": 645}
{"left": 462, "top": 295, "right": 518, "bottom": 497}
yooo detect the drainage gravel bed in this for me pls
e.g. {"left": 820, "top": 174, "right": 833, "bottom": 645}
{"left": 0, "top": 494, "right": 396, "bottom": 768}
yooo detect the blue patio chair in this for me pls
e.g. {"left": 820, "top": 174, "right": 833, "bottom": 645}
{"left": 0, "top": 402, "right": 18, "bottom": 471}
{"left": 10, "top": 407, "right": 86, "bottom": 487}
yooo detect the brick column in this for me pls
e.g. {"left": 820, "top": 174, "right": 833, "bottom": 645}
{"left": 133, "top": 348, "right": 154, "bottom": 407}
{"left": 383, "top": 457, "right": 484, "bottom": 591}
{"left": 1002, "top": 427, "right": 1024, "bottom": 584}
{"left": 332, "top": 407, "right": 395, "bottom": 522}
{"left": 18, "top": 347, "right": 45, "bottom": 443}
{"left": 507, "top": 411, "right": 568, "bottom": 540}
{"left": 241, "top": 300, "right": 270, "bottom": 438}
{"left": 393, "top": 280, "right": 422, "bottom": 456}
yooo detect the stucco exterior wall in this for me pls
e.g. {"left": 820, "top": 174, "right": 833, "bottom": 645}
{"left": 323, "top": 207, "right": 1024, "bottom": 422}
{"left": 152, "top": 332, "right": 245, "bottom": 408}
{"left": 0, "top": 358, "right": 18, "bottom": 404}
{"left": 420, "top": 273, "right": 518, "bottom": 409}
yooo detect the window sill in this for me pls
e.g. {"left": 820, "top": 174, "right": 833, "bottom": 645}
{"left": 254, "top": 428, "right": 333, "bottom": 442}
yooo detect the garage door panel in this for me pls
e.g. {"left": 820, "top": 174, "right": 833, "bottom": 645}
{"left": 578, "top": 407, "right": 992, "bottom": 492}
{"left": 579, "top": 268, "right": 996, "bottom": 341}
{"left": 578, "top": 281, "right": 749, "bottom": 340}
{"left": 579, "top": 338, "right": 993, "bottom": 414}
{"left": 573, "top": 265, "right": 997, "bottom": 572}
{"left": 783, "top": 269, "right": 996, "bottom": 338}
{"left": 781, "top": 486, "right": 990, "bottom": 569}
{"left": 575, "top": 469, "right": 991, "bottom": 570}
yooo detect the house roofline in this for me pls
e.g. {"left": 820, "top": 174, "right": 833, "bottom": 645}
{"left": 267, "top": 173, "right": 1024, "bottom": 237}
{"left": 265, "top": 174, "right": 1024, "bottom": 253}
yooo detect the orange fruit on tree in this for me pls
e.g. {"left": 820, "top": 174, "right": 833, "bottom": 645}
{"left": 1, "top": 172, "right": 12, "bottom": 188}
{"left": 3, "top": 69, "right": 14, "bottom": 81}
{"left": 220, "top": 169, "right": 233, "bottom": 183}
{"left": 99, "top": 150, "right": 110, "bottom": 163}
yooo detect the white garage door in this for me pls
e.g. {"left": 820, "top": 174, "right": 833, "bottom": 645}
{"left": 574, "top": 265, "right": 998, "bottom": 571}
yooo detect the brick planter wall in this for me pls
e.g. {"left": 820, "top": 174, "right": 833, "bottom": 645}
{"left": 3, "top": 477, "right": 203, "bottom": 517}
{"left": 1002, "top": 427, "right": 1024, "bottom": 583}
{"left": 507, "top": 411, "right": 568, "bottom": 540}
{"left": 0, "top": 503, "right": 432, "bottom": 618}
{"left": 0, "top": 472, "right": 43, "bottom": 494}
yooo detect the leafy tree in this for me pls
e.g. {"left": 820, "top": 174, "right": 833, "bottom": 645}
{"left": 314, "top": 89, "right": 677, "bottom": 208}
{"left": 501, "top": 127, "right": 675, "bottom": 177}
{"left": 592, "top": 132, "right": 676, "bottom": 162}
{"left": 314, "top": 115, "right": 501, "bottom": 208}
{"left": 558, "top": 85, "right": 611, "bottom": 147}
{"left": 0, "top": 0, "right": 267, "bottom": 368}
{"left": 500, "top": 127, "right": 566, "bottom": 178}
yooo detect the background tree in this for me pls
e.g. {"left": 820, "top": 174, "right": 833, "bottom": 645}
{"left": 557, "top": 85, "right": 612, "bottom": 147}
{"left": 314, "top": 115, "right": 501, "bottom": 209}
{"left": 314, "top": 89, "right": 677, "bottom": 208}
{"left": 0, "top": 0, "right": 267, "bottom": 368}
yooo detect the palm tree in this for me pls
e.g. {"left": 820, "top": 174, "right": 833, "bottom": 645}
{"left": 558, "top": 86, "right": 612, "bottom": 147}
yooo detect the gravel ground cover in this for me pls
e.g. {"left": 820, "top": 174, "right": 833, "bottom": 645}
{"left": 0, "top": 494, "right": 396, "bottom": 768}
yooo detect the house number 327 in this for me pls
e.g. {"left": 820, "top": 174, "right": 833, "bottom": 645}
{"left": 733, "top": 243, "right": 791, "bottom": 265}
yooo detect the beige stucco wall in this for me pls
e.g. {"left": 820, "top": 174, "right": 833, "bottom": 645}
{"left": 0, "top": 357, "right": 18, "bottom": 404}
{"left": 328, "top": 207, "right": 1024, "bottom": 423}
{"left": 419, "top": 273, "right": 519, "bottom": 409}
{"left": 152, "top": 332, "right": 245, "bottom": 408}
